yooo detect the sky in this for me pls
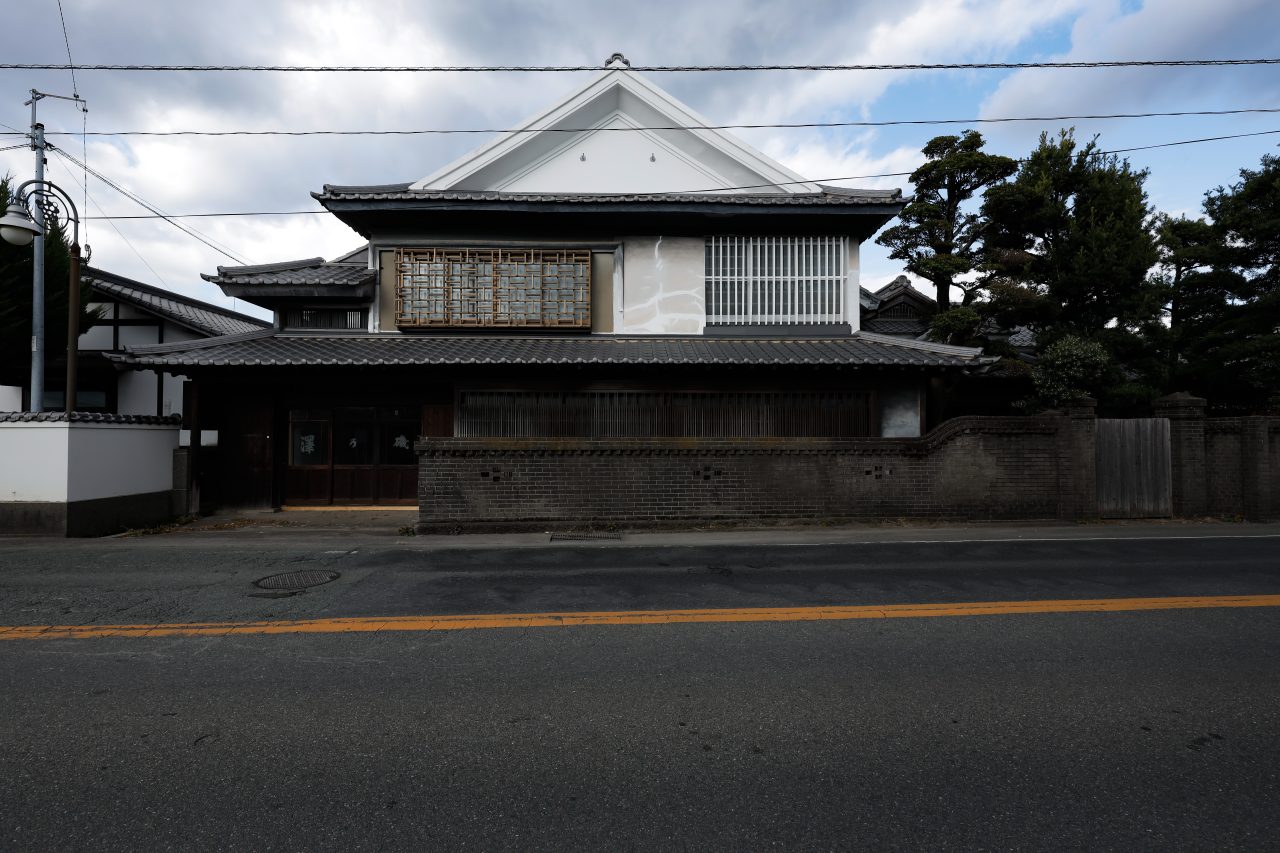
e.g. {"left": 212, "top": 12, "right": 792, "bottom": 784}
{"left": 1, "top": 0, "right": 1278, "bottom": 321}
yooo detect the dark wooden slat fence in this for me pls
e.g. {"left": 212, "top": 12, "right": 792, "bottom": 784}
{"left": 1096, "top": 418, "right": 1172, "bottom": 518}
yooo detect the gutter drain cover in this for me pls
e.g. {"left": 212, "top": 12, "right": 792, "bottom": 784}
{"left": 255, "top": 570, "right": 340, "bottom": 590}
{"left": 549, "top": 532, "right": 624, "bottom": 542}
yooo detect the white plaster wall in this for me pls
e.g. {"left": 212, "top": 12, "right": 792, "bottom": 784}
{"left": 880, "top": 385, "right": 923, "bottom": 438}
{"left": 0, "top": 424, "right": 70, "bottom": 501}
{"left": 65, "top": 424, "right": 179, "bottom": 502}
{"left": 118, "top": 325, "right": 159, "bottom": 348}
{"left": 0, "top": 385, "right": 22, "bottom": 412}
{"left": 846, "top": 240, "right": 861, "bottom": 331}
{"left": 161, "top": 373, "right": 186, "bottom": 417}
{"left": 78, "top": 324, "right": 113, "bottom": 351}
{"left": 117, "top": 369, "right": 159, "bottom": 416}
{"left": 498, "top": 116, "right": 732, "bottom": 194}
{"left": 617, "top": 237, "right": 705, "bottom": 334}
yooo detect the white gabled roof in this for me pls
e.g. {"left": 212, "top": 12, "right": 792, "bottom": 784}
{"left": 412, "top": 54, "right": 819, "bottom": 195}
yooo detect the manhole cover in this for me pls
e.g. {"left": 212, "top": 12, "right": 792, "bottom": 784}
{"left": 255, "top": 570, "right": 340, "bottom": 590}
{"left": 549, "top": 532, "right": 624, "bottom": 542}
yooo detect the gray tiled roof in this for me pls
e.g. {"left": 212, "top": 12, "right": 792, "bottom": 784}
{"left": 86, "top": 268, "right": 270, "bottom": 337}
{"left": 109, "top": 330, "right": 992, "bottom": 369}
{"left": 202, "top": 257, "right": 373, "bottom": 287}
{"left": 314, "top": 184, "right": 902, "bottom": 206}
{"left": 0, "top": 411, "right": 182, "bottom": 424}
{"left": 864, "top": 318, "right": 929, "bottom": 337}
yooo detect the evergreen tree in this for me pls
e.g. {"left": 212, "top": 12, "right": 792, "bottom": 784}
{"left": 0, "top": 176, "right": 99, "bottom": 393}
{"left": 1184, "top": 154, "right": 1280, "bottom": 412}
{"left": 876, "top": 131, "right": 1017, "bottom": 311}
{"left": 980, "top": 130, "right": 1160, "bottom": 408}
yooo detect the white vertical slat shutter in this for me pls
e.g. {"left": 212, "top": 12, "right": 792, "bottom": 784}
{"left": 704, "top": 236, "right": 847, "bottom": 325}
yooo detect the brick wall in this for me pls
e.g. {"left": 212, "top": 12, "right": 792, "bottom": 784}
{"left": 1204, "top": 421, "right": 1246, "bottom": 516}
{"left": 417, "top": 414, "right": 1086, "bottom": 532}
{"left": 1155, "top": 394, "right": 1278, "bottom": 521}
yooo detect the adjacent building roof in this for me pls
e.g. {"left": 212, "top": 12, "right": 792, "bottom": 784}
{"left": 86, "top": 267, "right": 270, "bottom": 337}
{"left": 108, "top": 330, "right": 993, "bottom": 370}
{"left": 201, "top": 257, "right": 373, "bottom": 287}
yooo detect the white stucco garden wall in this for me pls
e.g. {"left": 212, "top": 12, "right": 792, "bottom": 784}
{"left": 0, "top": 424, "right": 70, "bottom": 501}
{"left": 65, "top": 423, "right": 179, "bottom": 502}
{"left": 0, "top": 422, "right": 178, "bottom": 503}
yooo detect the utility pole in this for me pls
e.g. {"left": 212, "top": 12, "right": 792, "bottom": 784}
{"left": 22, "top": 89, "right": 86, "bottom": 412}
{"left": 27, "top": 91, "right": 46, "bottom": 412}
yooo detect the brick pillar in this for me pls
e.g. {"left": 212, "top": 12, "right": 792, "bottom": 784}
{"left": 1066, "top": 398, "right": 1098, "bottom": 520}
{"left": 1153, "top": 392, "right": 1207, "bottom": 518}
{"left": 1240, "top": 417, "right": 1272, "bottom": 521}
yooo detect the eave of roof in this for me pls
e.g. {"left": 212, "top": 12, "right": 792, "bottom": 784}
{"left": 201, "top": 257, "right": 374, "bottom": 287}
{"left": 85, "top": 267, "right": 270, "bottom": 338}
{"left": 107, "top": 330, "right": 994, "bottom": 370}
{"left": 313, "top": 185, "right": 903, "bottom": 208}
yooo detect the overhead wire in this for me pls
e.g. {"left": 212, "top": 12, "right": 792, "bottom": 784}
{"left": 49, "top": 153, "right": 170, "bottom": 287}
{"left": 54, "top": 0, "right": 79, "bottom": 97}
{"left": 35, "top": 106, "right": 1280, "bottom": 138}
{"left": 3, "top": 58, "right": 1279, "bottom": 73}
{"left": 50, "top": 146, "right": 251, "bottom": 264}
{"left": 72, "top": 126, "right": 1280, "bottom": 221}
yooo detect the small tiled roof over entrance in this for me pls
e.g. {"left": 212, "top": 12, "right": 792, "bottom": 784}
{"left": 108, "top": 331, "right": 993, "bottom": 370}
{"left": 201, "top": 257, "right": 373, "bottom": 288}
{"left": 87, "top": 268, "right": 270, "bottom": 337}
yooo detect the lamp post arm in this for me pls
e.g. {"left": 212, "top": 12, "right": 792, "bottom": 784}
{"left": 13, "top": 180, "right": 82, "bottom": 414}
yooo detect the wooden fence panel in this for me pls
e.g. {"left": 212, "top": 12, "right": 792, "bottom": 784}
{"left": 1096, "top": 418, "right": 1172, "bottom": 518}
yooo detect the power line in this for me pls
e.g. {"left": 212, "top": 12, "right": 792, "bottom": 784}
{"left": 37, "top": 106, "right": 1280, "bottom": 138}
{"left": 74, "top": 126, "right": 1280, "bottom": 221}
{"left": 54, "top": 0, "right": 79, "bottom": 97}
{"left": 3, "top": 58, "right": 1278, "bottom": 73}
{"left": 49, "top": 153, "right": 170, "bottom": 287}
{"left": 0, "top": 143, "right": 29, "bottom": 153}
{"left": 50, "top": 146, "right": 251, "bottom": 264}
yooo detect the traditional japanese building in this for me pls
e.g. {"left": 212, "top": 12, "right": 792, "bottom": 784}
{"left": 110, "top": 55, "right": 993, "bottom": 512}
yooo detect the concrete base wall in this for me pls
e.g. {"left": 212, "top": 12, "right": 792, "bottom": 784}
{"left": 0, "top": 490, "right": 175, "bottom": 537}
{"left": 417, "top": 414, "right": 1086, "bottom": 532}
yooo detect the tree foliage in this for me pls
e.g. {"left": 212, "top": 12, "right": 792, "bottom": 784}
{"left": 1031, "top": 335, "right": 1110, "bottom": 409}
{"left": 1182, "top": 155, "right": 1280, "bottom": 412}
{"left": 0, "top": 175, "right": 99, "bottom": 392}
{"left": 876, "top": 131, "right": 1016, "bottom": 311}
{"left": 981, "top": 130, "right": 1159, "bottom": 341}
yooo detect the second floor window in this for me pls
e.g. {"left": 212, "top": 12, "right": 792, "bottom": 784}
{"left": 285, "top": 308, "right": 367, "bottom": 330}
{"left": 705, "top": 236, "right": 847, "bottom": 325}
{"left": 396, "top": 247, "right": 591, "bottom": 329}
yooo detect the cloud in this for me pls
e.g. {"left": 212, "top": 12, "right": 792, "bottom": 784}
{"left": 5, "top": 0, "right": 1266, "bottom": 316}
{"left": 979, "top": 0, "right": 1280, "bottom": 149}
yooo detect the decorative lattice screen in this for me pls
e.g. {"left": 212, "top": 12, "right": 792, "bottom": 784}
{"left": 396, "top": 248, "right": 591, "bottom": 328}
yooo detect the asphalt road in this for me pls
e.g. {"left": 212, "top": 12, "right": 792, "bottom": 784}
{"left": 1, "top": 524, "right": 1278, "bottom": 850}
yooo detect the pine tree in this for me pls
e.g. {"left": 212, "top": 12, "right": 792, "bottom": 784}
{"left": 876, "top": 131, "right": 1017, "bottom": 311}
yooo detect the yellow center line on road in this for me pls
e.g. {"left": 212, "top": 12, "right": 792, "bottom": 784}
{"left": 1, "top": 594, "right": 1279, "bottom": 640}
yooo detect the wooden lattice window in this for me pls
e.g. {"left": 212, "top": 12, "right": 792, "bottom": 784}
{"left": 396, "top": 248, "right": 591, "bottom": 329}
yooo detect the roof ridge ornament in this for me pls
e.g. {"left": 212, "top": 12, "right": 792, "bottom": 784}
{"left": 604, "top": 53, "right": 631, "bottom": 69}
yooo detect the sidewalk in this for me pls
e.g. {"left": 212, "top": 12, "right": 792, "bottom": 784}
{"left": 131, "top": 508, "right": 1280, "bottom": 551}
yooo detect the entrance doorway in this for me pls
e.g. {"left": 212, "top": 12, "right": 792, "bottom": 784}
{"left": 286, "top": 405, "right": 419, "bottom": 505}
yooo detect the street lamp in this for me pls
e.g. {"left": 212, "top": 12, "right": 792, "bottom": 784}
{"left": 1, "top": 181, "right": 83, "bottom": 414}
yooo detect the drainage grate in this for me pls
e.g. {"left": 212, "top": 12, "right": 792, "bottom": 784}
{"left": 255, "top": 570, "right": 340, "bottom": 590}
{"left": 549, "top": 532, "right": 624, "bottom": 542}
